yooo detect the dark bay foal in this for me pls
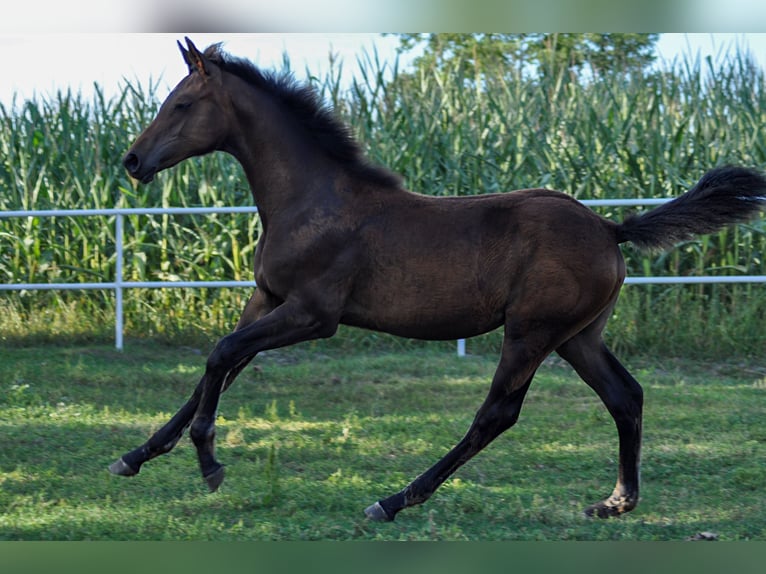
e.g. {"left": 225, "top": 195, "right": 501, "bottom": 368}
{"left": 111, "top": 37, "right": 766, "bottom": 521}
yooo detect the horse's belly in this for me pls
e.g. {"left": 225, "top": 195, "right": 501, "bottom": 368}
{"left": 340, "top": 288, "right": 505, "bottom": 341}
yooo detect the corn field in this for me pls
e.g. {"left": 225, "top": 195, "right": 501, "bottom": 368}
{"left": 0, "top": 48, "right": 764, "bottom": 356}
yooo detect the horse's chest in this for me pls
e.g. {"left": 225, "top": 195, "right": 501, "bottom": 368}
{"left": 252, "top": 232, "right": 331, "bottom": 297}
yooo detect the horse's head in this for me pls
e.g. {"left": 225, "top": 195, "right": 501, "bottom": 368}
{"left": 123, "top": 37, "right": 230, "bottom": 184}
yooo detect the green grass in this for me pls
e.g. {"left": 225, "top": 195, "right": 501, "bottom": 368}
{"left": 1, "top": 342, "right": 765, "bottom": 540}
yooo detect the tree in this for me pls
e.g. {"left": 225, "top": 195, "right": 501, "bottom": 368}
{"left": 393, "top": 33, "right": 659, "bottom": 79}
{"left": 530, "top": 33, "right": 659, "bottom": 76}
{"left": 395, "top": 33, "right": 523, "bottom": 76}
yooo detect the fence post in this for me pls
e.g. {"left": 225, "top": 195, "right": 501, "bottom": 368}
{"left": 115, "top": 213, "right": 124, "bottom": 351}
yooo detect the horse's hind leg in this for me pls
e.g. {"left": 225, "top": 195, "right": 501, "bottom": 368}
{"left": 109, "top": 289, "right": 277, "bottom": 478}
{"left": 556, "top": 310, "right": 644, "bottom": 518}
{"left": 365, "top": 335, "right": 541, "bottom": 522}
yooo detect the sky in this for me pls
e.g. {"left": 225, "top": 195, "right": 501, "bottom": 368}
{"left": 2, "top": 33, "right": 766, "bottom": 111}
{"left": 0, "top": 34, "right": 405, "bottom": 109}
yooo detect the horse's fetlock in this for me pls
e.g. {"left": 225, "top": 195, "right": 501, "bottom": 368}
{"left": 190, "top": 418, "right": 215, "bottom": 445}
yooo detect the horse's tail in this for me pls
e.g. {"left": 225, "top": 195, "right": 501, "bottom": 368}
{"left": 615, "top": 166, "right": 766, "bottom": 251}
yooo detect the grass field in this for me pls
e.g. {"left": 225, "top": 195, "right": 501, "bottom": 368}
{"left": 1, "top": 341, "right": 765, "bottom": 540}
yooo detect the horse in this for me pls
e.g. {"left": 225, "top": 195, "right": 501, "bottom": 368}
{"left": 112, "top": 37, "right": 766, "bottom": 522}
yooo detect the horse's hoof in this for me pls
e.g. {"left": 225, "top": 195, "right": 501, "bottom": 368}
{"left": 364, "top": 501, "right": 394, "bottom": 522}
{"left": 204, "top": 465, "right": 225, "bottom": 492}
{"left": 583, "top": 500, "right": 630, "bottom": 519}
{"left": 108, "top": 457, "right": 139, "bottom": 477}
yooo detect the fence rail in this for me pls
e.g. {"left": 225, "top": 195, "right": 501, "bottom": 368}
{"left": 2, "top": 201, "right": 765, "bottom": 353}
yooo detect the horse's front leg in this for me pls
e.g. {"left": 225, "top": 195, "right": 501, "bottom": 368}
{"left": 109, "top": 289, "right": 277, "bottom": 478}
{"left": 188, "top": 300, "right": 339, "bottom": 491}
{"left": 109, "top": 388, "right": 200, "bottom": 477}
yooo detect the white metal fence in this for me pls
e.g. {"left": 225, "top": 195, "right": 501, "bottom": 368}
{"left": 1, "top": 206, "right": 257, "bottom": 350}
{"left": 1, "top": 200, "right": 765, "bottom": 354}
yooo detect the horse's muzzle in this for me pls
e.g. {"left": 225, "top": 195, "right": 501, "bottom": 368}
{"left": 123, "top": 152, "right": 155, "bottom": 184}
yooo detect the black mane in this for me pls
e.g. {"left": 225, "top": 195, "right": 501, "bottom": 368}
{"left": 203, "top": 44, "right": 402, "bottom": 189}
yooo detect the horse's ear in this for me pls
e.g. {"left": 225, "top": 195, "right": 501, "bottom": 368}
{"left": 178, "top": 39, "right": 193, "bottom": 72}
{"left": 178, "top": 36, "right": 209, "bottom": 78}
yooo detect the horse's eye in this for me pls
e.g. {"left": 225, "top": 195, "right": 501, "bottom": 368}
{"left": 174, "top": 101, "right": 192, "bottom": 111}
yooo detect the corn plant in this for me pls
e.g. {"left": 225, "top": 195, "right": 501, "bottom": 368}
{"left": 0, "top": 46, "right": 764, "bottom": 355}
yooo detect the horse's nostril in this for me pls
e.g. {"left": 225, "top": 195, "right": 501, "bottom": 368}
{"left": 123, "top": 153, "right": 140, "bottom": 175}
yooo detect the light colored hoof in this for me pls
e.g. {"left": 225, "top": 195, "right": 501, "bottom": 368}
{"left": 108, "top": 457, "right": 138, "bottom": 477}
{"left": 364, "top": 501, "right": 393, "bottom": 522}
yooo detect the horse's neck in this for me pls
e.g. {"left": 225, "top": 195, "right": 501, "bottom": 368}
{"left": 224, "top": 82, "right": 340, "bottom": 219}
